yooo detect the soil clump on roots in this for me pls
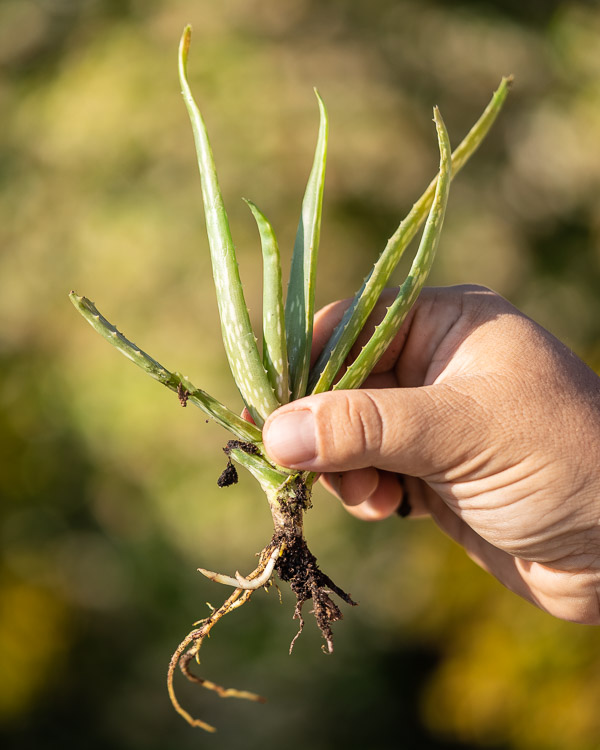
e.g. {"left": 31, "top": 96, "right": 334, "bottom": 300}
{"left": 272, "top": 527, "right": 357, "bottom": 653}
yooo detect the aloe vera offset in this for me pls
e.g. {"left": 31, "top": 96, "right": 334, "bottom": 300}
{"left": 70, "top": 25, "right": 511, "bottom": 733}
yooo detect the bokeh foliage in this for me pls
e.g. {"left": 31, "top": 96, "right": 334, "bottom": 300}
{"left": 1, "top": 1, "right": 599, "bottom": 748}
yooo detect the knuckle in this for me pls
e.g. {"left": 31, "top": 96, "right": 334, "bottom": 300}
{"left": 344, "top": 391, "right": 384, "bottom": 463}
{"left": 314, "top": 390, "right": 387, "bottom": 469}
{"left": 455, "top": 282, "right": 495, "bottom": 295}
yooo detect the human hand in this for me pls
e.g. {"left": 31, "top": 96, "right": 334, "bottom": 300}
{"left": 262, "top": 285, "right": 600, "bottom": 623}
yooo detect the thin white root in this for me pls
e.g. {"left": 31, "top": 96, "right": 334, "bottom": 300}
{"left": 197, "top": 546, "right": 280, "bottom": 590}
{"left": 197, "top": 568, "right": 241, "bottom": 587}
{"left": 234, "top": 547, "right": 280, "bottom": 590}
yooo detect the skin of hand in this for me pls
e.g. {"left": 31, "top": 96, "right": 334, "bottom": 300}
{"left": 262, "top": 285, "right": 600, "bottom": 624}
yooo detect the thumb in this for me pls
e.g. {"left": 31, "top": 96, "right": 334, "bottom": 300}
{"left": 262, "top": 386, "right": 482, "bottom": 478}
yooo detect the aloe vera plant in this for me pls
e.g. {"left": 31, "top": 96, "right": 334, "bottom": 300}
{"left": 70, "top": 25, "right": 511, "bottom": 733}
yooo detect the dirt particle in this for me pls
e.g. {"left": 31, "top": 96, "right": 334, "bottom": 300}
{"left": 177, "top": 383, "right": 189, "bottom": 407}
{"left": 217, "top": 459, "right": 238, "bottom": 487}
{"left": 217, "top": 441, "right": 259, "bottom": 487}
{"left": 224, "top": 439, "right": 260, "bottom": 456}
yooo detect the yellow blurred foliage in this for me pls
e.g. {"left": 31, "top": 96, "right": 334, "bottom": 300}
{"left": 0, "top": 576, "right": 68, "bottom": 720}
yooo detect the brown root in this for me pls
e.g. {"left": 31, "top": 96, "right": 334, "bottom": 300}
{"left": 168, "top": 473, "right": 357, "bottom": 732}
{"left": 167, "top": 546, "right": 277, "bottom": 731}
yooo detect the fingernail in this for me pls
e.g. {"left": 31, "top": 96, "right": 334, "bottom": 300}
{"left": 264, "top": 410, "right": 316, "bottom": 466}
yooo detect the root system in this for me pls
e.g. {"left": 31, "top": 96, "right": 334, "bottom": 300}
{"left": 167, "top": 470, "right": 356, "bottom": 731}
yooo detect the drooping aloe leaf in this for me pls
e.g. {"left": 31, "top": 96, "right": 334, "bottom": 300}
{"left": 179, "top": 26, "right": 278, "bottom": 427}
{"left": 308, "top": 75, "right": 512, "bottom": 395}
{"left": 285, "top": 89, "right": 328, "bottom": 400}
{"left": 243, "top": 199, "right": 289, "bottom": 404}
{"left": 334, "top": 107, "right": 452, "bottom": 390}
{"left": 69, "top": 292, "right": 263, "bottom": 444}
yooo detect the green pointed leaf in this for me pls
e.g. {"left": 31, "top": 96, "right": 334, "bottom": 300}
{"left": 179, "top": 26, "right": 278, "bottom": 427}
{"left": 308, "top": 76, "right": 513, "bottom": 395}
{"left": 69, "top": 292, "right": 262, "bottom": 444}
{"left": 244, "top": 199, "right": 289, "bottom": 404}
{"left": 335, "top": 107, "right": 452, "bottom": 390}
{"left": 285, "top": 89, "right": 328, "bottom": 400}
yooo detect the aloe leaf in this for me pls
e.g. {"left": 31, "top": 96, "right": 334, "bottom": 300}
{"left": 308, "top": 75, "right": 512, "bottom": 395}
{"left": 243, "top": 199, "right": 289, "bottom": 404}
{"left": 334, "top": 108, "right": 452, "bottom": 390}
{"left": 285, "top": 89, "right": 328, "bottom": 400}
{"left": 179, "top": 26, "right": 278, "bottom": 427}
{"left": 69, "top": 292, "right": 263, "bottom": 444}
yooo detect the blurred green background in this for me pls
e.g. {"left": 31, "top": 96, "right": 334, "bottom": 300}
{"left": 1, "top": 1, "right": 600, "bottom": 748}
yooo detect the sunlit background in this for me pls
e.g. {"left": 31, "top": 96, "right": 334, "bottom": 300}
{"left": 1, "top": 1, "right": 600, "bottom": 748}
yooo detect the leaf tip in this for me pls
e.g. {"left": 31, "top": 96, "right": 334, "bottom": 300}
{"left": 179, "top": 25, "right": 192, "bottom": 70}
{"left": 313, "top": 87, "right": 327, "bottom": 116}
{"left": 432, "top": 108, "right": 451, "bottom": 163}
{"left": 242, "top": 197, "right": 264, "bottom": 224}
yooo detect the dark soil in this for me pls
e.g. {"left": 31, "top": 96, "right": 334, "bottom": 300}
{"left": 224, "top": 439, "right": 260, "bottom": 456}
{"left": 217, "top": 459, "right": 238, "bottom": 487}
{"left": 216, "top": 440, "right": 261, "bottom": 487}
{"left": 272, "top": 527, "right": 357, "bottom": 653}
